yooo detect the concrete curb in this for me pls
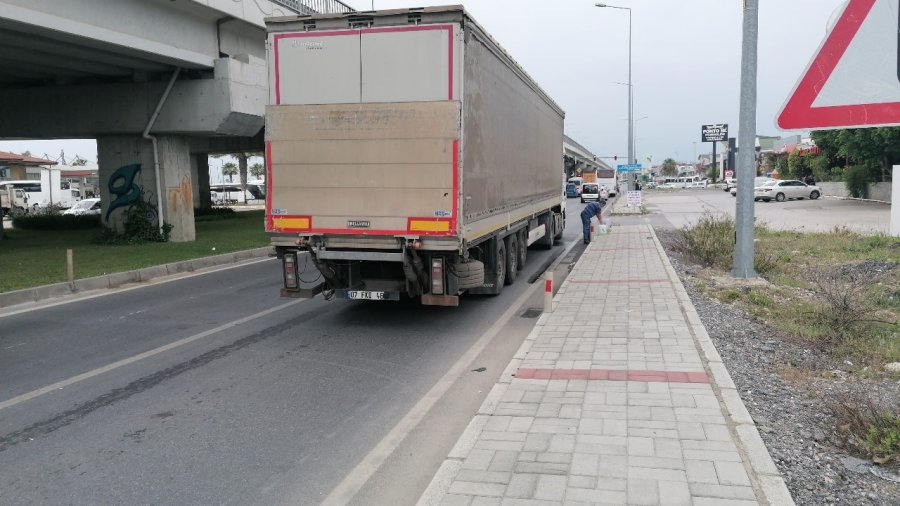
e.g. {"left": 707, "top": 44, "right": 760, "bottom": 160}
{"left": 647, "top": 226, "right": 795, "bottom": 506}
{"left": 0, "top": 246, "right": 274, "bottom": 310}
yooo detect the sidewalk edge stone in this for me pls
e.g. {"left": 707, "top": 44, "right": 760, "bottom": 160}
{"left": 417, "top": 459, "right": 464, "bottom": 506}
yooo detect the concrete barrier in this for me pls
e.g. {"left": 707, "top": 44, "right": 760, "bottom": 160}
{"left": 815, "top": 181, "right": 891, "bottom": 202}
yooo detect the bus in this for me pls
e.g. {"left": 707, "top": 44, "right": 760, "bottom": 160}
{"left": 659, "top": 175, "right": 707, "bottom": 189}
{"left": 210, "top": 181, "right": 266, "bottom": 205}
{"left": 596, "top": 168, "right": 617, "bottom": 197}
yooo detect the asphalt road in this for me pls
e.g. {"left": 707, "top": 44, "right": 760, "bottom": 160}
{"left": 0, "top": 202, "right": 588, "bottom": 505}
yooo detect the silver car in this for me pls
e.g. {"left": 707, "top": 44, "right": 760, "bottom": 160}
{"left": 754, "top": 180, "right": 821, "bottom": 202}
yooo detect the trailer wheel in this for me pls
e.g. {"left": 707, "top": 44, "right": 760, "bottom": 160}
{"left": 537, "top": 213, "right": 554, "bottom": 249}
{"left": 554, "top": 212, "right": 564, "bottom": 243}
{"left": 455, "top": 259, "right": 485, "bottom": 290}
{"left": 505, "top": 235, "right": 518, "bottom": 285}
{"left": 517, "top": 229, "right": 527, "bottom": 269}
{"left": 494, "top": 239, "right": 507, "bottom": 291}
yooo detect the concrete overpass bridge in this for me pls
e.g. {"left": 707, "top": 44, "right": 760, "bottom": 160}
{"left": 0, "top": 0, "right": 353, "bottom": 240}
{"left": 564, "top": 134, "right": 610, "bottom": 179}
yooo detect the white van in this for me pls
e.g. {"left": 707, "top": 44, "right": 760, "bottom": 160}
{"left": 580, "top": 183, "right": 600, "bottom": 203}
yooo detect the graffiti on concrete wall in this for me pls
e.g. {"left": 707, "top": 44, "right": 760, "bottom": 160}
{"left": 106, "top": 163, "right": 147, "bottom": 220}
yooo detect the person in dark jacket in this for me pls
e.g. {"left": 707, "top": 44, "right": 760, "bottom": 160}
{"left": 580, "top": 199, "right": 605, "bottom": 244}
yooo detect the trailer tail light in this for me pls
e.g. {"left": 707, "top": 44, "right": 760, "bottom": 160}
{"left": 283, "top": 252, "right": 299, "bottom": 289}
{"left": 431, "top": 257, "right": 445, "bottom": 295}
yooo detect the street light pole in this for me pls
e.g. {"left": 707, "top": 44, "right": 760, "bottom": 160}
{"left": 733, "top": 0, "right": 758, "bottom": 279}
{"left": 596, "top": 3, "right": 633, "bottom": 190}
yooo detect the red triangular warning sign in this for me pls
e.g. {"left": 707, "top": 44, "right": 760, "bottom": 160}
{"left": 778, "top": 0, "right": 900, "bottom": 130}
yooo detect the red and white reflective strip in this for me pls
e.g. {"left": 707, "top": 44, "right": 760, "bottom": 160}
{"left": 543, "top": 271, "right": 553, "bottom": 313}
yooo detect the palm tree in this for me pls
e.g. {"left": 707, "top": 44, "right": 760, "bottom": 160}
{"left": 249, "top": 162, "right": 265, "bottom": 181}
{"left": 222, "top": 162, "right": 238, "bottom": 183}
{"left": 661, "top": 158, "right": 679, "bottom": 177}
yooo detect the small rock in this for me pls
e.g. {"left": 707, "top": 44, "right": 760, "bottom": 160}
{"left": 800, "top": 429, "right": 813, "bottom": 439}
{"left": 841, "top": 456, "right": 873, "bottom": 474}
{"left": 759, "top": 345, "right": 775, "bottom": 353}
{"left": 884, "top": 362, "right": 900, "bottom": 373}
{"left": 813, "top": 429, "right": 826, "bottom": 442}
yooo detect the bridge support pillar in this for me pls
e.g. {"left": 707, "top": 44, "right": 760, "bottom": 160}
{"left": 191, "top": 153, "right": 212, "bottom": 210}
{"left": 97, "top": 135, "right": 196, "bottom": 242}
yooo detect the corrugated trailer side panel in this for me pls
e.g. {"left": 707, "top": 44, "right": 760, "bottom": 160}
{"left": 460, "top": 21, "right": 565, "bottom": 229}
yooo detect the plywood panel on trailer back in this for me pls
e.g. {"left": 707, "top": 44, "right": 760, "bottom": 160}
{"left": 266, "top": 101, "right": 460, "bottom": 235}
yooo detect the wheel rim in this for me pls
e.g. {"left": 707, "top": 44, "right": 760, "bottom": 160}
{"left": 811, "top": 192, "right": 819, "bottom": 199}
{"left": 508, "top": 239, "right": 517, "bottom": 272}
{"left": 776, "top": 193, "right": 785, "bottom": 202}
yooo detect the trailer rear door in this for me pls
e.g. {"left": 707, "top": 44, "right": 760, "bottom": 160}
{"left": 267, "top": 25, "right": 461, "bottom": 237}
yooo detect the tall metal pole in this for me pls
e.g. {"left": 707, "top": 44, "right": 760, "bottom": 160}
{"left": 626, "top": 8, "right": 634, "bottom": 191}
{"left": 596, "top": 4, "right": 633, "bottom": 191}
{"left": 733, "top": 0, "right": 758, "bottom": 278}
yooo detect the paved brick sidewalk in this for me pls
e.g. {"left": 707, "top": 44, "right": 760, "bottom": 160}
{"left": 419, "top": 224, "right": 793, "bottom": 506}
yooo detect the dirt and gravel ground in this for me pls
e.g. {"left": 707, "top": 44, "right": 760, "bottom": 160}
{"left": 657, "top": 228, "right": 900, "bottom": 506}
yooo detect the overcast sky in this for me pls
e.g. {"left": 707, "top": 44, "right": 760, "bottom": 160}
{"left": 0, "top": 0, "right": 846, "bottom": 166}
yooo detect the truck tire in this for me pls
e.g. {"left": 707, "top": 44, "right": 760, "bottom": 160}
{"left": 537, "top": 213, "right": 554, "bottom": 249}
{"left": 455, "top": 259, "right": 485, "bottom": 290}
{"left": 517, "top": 229, "right": 527, "bottom": 269}
{"left": 494, "top": 239, "right": 507, "bottom": 292}
{"left": 505, "top": 235, "right": 518, "bottom": 285}
{"left": 554, "top": 212, "right": 564, "bottom": 242}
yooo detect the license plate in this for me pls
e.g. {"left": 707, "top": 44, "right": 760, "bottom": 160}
{"left": 347, "top": 290, "right": 386, "bottom": 300}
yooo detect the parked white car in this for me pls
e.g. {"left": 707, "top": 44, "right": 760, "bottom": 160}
{"left": 62, "top": 198, "right": 101, "bottom": 215}
{"left": 754, "top": 180, "right": 821, "bottom": 202}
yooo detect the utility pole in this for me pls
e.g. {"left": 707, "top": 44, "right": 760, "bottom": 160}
{"left": 733, "top": 0, "right": 758, "bottom": 279}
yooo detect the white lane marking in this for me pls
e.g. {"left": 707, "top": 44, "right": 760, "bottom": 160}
{"left": 0, "top": 257, "right": 273, "bottom": 319}
{"left": 0, "top": 298, "right": 304, "bottom": 412}
{"left": 320, "top": 282, "right": 542, "bottom": 506}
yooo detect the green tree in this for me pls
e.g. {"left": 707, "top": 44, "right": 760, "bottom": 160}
{"left": 222, "top": 162, "right": 238, "bottom": 183}
{"left": 661, "top": 158, "right": 678, "bottom": 176}
{"left": 249, "top": 162, "right": 265, "bottom": 181}
{"left": 787, "top": 151, "right": 811, "bottom": 180}
{"left": 811, "top": 127, "right": 900, "bottom": 181}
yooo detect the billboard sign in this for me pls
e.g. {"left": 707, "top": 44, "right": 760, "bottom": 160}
{"left": 701, "top": 124, "right": 728, "bottom": 142}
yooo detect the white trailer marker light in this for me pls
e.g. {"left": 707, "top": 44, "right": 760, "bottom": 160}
{"left": 283, "top": 252, "right": 299, "bottom": 289}
{"left": 431, "top": 257, "right": 445, "bottom": 295}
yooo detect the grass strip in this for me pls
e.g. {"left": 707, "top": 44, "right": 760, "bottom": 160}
{"left": 0, "top": 210, "right": 268, "bottom": 293}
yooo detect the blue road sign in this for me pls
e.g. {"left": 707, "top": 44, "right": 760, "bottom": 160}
{"left": 616, "top": 164, "right": 643, "bottom": 173}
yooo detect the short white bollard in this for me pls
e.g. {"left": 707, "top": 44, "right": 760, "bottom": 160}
{"left": 543, "top": 270, "right": 553, "bottom": 313}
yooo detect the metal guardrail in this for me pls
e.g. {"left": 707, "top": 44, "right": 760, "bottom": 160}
{"left": 272, "top": 0, "right": 355, "bottom": 14}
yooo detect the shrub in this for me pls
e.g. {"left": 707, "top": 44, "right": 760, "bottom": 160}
{"left": 722, "top": 290, "right": 741, "bottom": 303}
{"left": 830, "top": 389, "right": 900, "bottom": 464}
{"left": 670, "top": 213, "right": 734, "bottom": 270}
{"left": 864, "top": 413, "right": 900, "bottom": 462}
{"left": 747, "top": 291, "right": 774, "bottom": 308}
{"left": 11, "top": 214, "right": 101, "bottom": 230}
{"left": 844, "top": 164, "right": 876, "bottom": 198}
{"left": 96, "top": 192, "right": 173, "bottom": 244}
{"left": 806, "top": 264, "right": 884, "bottom": 344}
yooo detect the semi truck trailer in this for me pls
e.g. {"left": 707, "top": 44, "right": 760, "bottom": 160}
{"left": 265, "top": 6, "right": 566, "bottom": 306}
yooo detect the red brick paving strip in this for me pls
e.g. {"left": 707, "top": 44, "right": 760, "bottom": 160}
{"left": 568, "top": 278, "right": 671, "bottom": 284}
{"left": 514, "top": 368, "right": 709, "bottom": 383}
